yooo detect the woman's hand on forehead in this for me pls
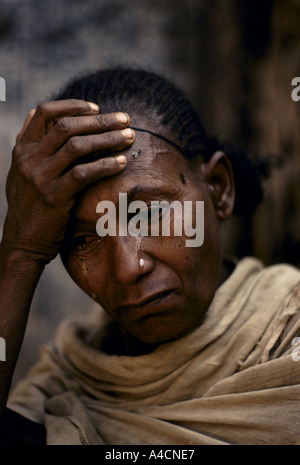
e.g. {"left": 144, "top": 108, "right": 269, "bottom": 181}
{"left": 2, "top": 99, "right": 136, "bottom": 265}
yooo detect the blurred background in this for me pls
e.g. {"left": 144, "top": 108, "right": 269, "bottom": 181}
{"left": 0, "top": 0, "right": 299, "bottom": 384}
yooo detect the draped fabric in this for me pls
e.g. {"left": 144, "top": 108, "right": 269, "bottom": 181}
{"left": 8, "top": 257, "right": 300, "bottom": 445}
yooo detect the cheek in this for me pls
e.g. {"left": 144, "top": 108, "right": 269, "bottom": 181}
{"left": 170, "top": 207, "right": 222, "bottom": 301}
{"left": 62, "top": 253, "right": 105, "bottom": 301}
{"left": 160, "top": 201, "right": 221, "bottom": 276}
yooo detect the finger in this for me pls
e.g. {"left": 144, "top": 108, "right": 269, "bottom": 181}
{"left": 34, "top": 112, "right": 131, "bottom": 157}
{"left": 61, "top": 154, "right": 128, "bottom": 199}
{"left": 16, "top": 109, "right": 36, "bottom": 142}
{"left": 47, "top": 128, "right": 135, "bottom": 176}
{"left": 19, "top": 99, "right": 100, "bottom": 143}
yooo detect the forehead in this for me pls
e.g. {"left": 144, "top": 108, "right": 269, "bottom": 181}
{"left": 79, "top": 132, "right": 196, "bottom": 206}
{"left": 120, "top": 131, "right": 188, "bottom": 180}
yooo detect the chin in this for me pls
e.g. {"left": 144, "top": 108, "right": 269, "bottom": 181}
{"left": 126, "top": 319, "right": 192, "bottom": 346}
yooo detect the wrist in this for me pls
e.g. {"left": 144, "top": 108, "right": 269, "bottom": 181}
{"left": 0, "top": 243, "right": 46, "bottom": 279}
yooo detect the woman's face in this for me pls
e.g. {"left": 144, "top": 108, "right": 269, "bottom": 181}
{"left": 62, "top": 131, "right": 231, "bottom": 345}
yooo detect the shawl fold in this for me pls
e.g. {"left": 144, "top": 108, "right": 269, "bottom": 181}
{"left": 8, "top": 257, "right": 300, "bottom": 445}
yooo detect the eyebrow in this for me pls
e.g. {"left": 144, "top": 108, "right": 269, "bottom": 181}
{"left": 126, "top": 184, "right": 181, "bottom": 203}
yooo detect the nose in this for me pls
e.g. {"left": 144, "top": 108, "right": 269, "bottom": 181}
{"left": 109, "top": 235, "right": 154, "bottom": 285}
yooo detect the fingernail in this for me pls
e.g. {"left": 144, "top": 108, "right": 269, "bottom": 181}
{"left": 115, "top": 112, "right": 129, "bottom": 124}
{"left": 116, "top": 155, "right": 127, "bottom": 166}
{"left": 121, "top": 128, "right": 134, "bottom": 139}
{"left": 87, "top": 102, "right": 100, "bottom": 112}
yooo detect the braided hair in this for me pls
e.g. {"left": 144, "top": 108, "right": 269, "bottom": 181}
{"left": 56, "top": 67, "right": 270, "bottom": 217}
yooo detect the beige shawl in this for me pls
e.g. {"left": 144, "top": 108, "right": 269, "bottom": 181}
{"left": 8, "top": 257, "right": 300, "bottom": 445}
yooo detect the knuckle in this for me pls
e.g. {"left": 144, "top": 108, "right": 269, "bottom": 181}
{"left": 12, "top": 143, "right": 23, "bottom": 161}
{"left": 102, "top": 131, "right": 116, "bottom": 146}
{"left": 70, "top": 164, "right": 87, "bottom": 182}
{"left": 95, "top": 157, "right": 109, "bottom": 170}
{"left": 35, "top": 101, "right": 50, "bottom": 116}
{"left": 54, "top": 117, "right": 74, "bottom": 137}
{"left": 30, "top": 171, "right": 42, "bottom": 190}
{"left": 94, "top": 156, "right": 118, "bottom": 175}
{"left": 66, "top": 136, "right": 85, "bottom": 155}
{"left": 28, "top": 165, "right": 44, "bottom": 188}
{"left": 14, "top": 158, "right": 29, "bottom": 181}
{"left": 44, "top": 190, "right": 58, "bottom": 206}
{"left": 13, "top": 149, "right": 31, "bottom": 177}
{"left": 95, "top": 113, "right": 107, "bottom": 128}
{"left": 16, "top": 157, "right": 28, "bottom": 176}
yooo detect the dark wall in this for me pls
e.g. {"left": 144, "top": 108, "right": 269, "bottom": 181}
{"left": 0, "top": 0, "right": 299, "bottom": 383}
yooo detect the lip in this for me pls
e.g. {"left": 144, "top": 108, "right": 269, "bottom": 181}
{"left": 116, "top": 290, "right": 174, "bottom": 317}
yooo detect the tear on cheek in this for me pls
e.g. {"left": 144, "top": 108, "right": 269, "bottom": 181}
{"left": 77, "top": 257, "right": 98, "bottom": 300}
{"left": 80, "top": 257, "right": 88, "bottom": 277}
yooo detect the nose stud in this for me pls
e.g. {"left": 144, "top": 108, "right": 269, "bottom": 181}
{"left": 139, "top": 258, "right": 145, "bottom": 268}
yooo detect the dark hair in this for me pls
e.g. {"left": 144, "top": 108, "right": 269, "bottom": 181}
{"left": 56, "top": 67, "right": 270, "bottom": 217}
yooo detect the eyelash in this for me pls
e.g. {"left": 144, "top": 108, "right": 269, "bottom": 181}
{"left": 71, "top": 235, "right": 102, "bottom": 252}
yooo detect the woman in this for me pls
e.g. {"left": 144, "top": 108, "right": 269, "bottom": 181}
{"left": 0, "top": 68, "right": 299, "bottom": 445}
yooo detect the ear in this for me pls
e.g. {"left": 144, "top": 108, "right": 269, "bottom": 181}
{"left": 202, "top": 151, "right": 235, "bottom": 220}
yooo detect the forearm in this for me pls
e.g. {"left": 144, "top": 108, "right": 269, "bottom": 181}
{"left": 0, "top": 244, "right": 45, "bottom": 417}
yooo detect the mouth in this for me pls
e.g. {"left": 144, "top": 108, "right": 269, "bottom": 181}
{"left": 116, "top": 290, "right": 174, "bottom": 317}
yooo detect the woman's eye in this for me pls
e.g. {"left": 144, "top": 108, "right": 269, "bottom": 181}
{"left": 71, "top": 235, "right": 101, "bottom": 251}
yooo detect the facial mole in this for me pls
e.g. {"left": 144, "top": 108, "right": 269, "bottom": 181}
{"left": 180, "top": 173, "right": 188, "bottom": 184}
